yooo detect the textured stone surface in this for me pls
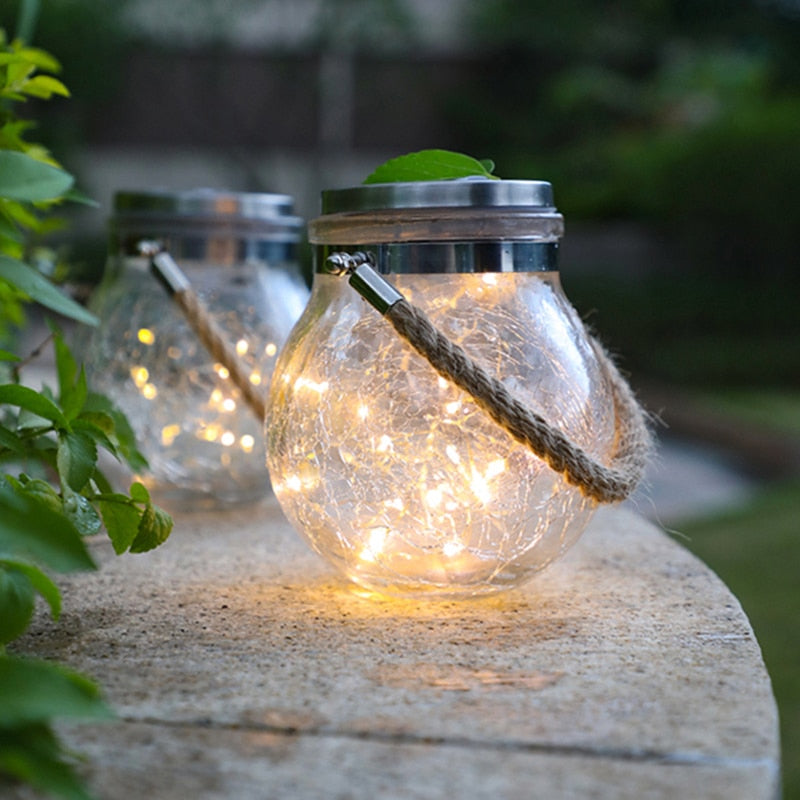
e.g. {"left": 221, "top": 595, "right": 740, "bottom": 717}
{"left": 13, "top": 502, "right": 780, "bottom": 799}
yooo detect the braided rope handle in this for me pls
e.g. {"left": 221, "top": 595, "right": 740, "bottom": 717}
{"left": 328, "top": 251, "right": 652, "bottom": 504}
{"left": 171, "top": 289, "right": 267, "bottom": 422}
{"left": 142, "top": 243, "right": 267, "bottom": 422}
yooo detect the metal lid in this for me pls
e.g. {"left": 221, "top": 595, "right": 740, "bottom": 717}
{"left": 321, "top": 179, "right": 555, "bottom": 215}
{"left": 113, "top": 188, "right": 302, "bottom": 228}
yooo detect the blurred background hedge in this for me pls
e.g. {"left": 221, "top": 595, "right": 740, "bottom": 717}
{"left": 2, "top": 0, "right": 797, "bottom": 389}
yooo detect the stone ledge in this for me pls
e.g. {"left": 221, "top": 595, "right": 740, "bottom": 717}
{"left": 13, "top": 502, "right": 780, "bottom": 799}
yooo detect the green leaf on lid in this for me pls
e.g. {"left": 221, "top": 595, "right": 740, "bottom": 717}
{"left": 363, "top": 149, "right": 499, "bottom": 184}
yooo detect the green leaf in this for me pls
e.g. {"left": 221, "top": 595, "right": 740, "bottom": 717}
{"left": 57, "top": 432, "right": 97, "bottom": 493}
{"left": 129, "top": 502, "right": 173, "bottom": 553}
{"left": 0, "top": 723, "right": 95, "bottom": 800}
{"left": 61, "top": 367, "right": 88, "bottom": 423}
{"left": 0, "top": 349, "right": 21, "bottom": 362}
{"left": 363, "top": 149, "right": 500, "bottom": 184}
{"left": 90, "top": 468, "right": 113, "bottom": 496}
{"left": 16, "top": 408, "right": 54, "bottom": 431}
{"left": 63, "top": 187, "right": 99, "bottom": 207}
{"left": 0, "top": 212, "right": 24, "bottom": 242}
{"left": 0, "top": 656, "right": 111, "bottom": 727}
{"left": 0, "top": 47, "right": 61, "bottom": 73}
{"left": 51, "top": 330, "right": 91, "bottom": 424}
{"left": 6, "top": 59, "right": 35, "bottom": 89}
{"left": 0, "top": 486, "right": 95, "bottom": 573}
{"left": 0, "top": 151, "right": 74, "bottom": 202}
{"left": 61, "top": 491, "right": 102, "bottom": 537}
{"left": 0, "top": 566, "right": 35, "bottom": 644}
{"left": 128, "top": 481, "right": 150, "bottom": 504}
{"left": 70, "top": 418, "right": 118, "bottom": 458}
{"left": 0, "top": 425, "right": 26, "bottom": 454}
{"left": 0, "top": 255, "right": 98, "bottom": 326}
{"left": 20, "top": 75, "right": 70, "bottom": 100}
{"left": 82, "top": 393, "right": 148, "bottom": 472}
{"left": 14, "top": 478, "right": 62, "bottom": 514}
{"left": 96, "top": 495, "right": 142, "bottom": 555}
{"left": 0, "top": 559, "right": 61, "bottom": 620}
{"left": 75, "top": 411, "right": 114, "bottom": 436}
{"left": 0, "top": 383, "right": 68, "bottom": 428}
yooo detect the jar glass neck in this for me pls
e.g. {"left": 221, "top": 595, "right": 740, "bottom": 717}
{"left": 314, "top": 242, "right": 559, "bottom": 275}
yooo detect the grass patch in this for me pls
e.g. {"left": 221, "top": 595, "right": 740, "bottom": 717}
{"left": 678, "top": 480, "right": 800, "bottom": 798}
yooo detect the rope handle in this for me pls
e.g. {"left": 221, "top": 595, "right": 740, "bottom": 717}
{"left": 326, "top": 251, "right": 652, "bottom": 504}
{"left": 140, "top": 242, "right": 268, "bottom": 422}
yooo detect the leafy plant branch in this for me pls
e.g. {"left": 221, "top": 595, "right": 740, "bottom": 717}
{"left": 0, "top": 23, "right": 173, "bottom": 800}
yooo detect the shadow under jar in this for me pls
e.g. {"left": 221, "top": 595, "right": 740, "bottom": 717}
{"left": 267, "top": 180, "right": 618, "bottom": 598}
{"left": 83, "top": 188, "right": 308, "bottom": 510}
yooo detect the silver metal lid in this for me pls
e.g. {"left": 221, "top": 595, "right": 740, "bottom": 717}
{"left": 320, "top": 179, "right": 555, "bottom": 214}
{"left": 113, "top": 188, "right": 302, "bottom": 229}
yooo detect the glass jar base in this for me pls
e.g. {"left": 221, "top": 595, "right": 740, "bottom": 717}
{"left": 142, "top": 478, "right": 271, "bottom": 513}
{"left": 342, "top": 567, "right": 538, "bottom": 601}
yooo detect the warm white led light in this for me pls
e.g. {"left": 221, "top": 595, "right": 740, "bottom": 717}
{"left": 360, "top": 526, "right": 388, "bottom": 563}
{"left": 161, "top": 424, "right": 180, "bottom": 446}
{"left": 376, "top": 435, "right": 393, "bottom": 453}
{"left": 130, "top": 366, "right": 149, "bottom": 388}
{"left": 424, "top": 487, "right": 444, "bottom": 509}
{"left": 240, "top": 434, "right": 255, "bottom": 452}
{"left": 137, "top": 328, "right": 155, "bottom": 345}
{"left": 201, "top": 424, "right": 221, "bottom": 442}
{"left": 442, "top": 540, "right": 465, "bottom": 558}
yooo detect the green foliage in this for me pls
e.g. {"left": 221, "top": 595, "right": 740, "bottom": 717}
{"left": 364, "top": 149, "right": 498, "bottom": 183}
{"left": 0, "top": 22, "right": 173, "bottom": 800}
{"left": 0, "top": 656, "right": 112, "bottom": 800}
{"left": 459, "top": 0, "right": 800, "bottom": 282}
{"left": 564, "top": 266, "right": 800, "bottom": 388}
{"left": 0, "top": 29, "right": 90, "bottom": 341}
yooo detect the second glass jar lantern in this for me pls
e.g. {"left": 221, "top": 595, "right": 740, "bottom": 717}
{"left": 266, "top": 180, "right": 622, "bottom": 598}
{"left": 83, "top": 189, "right": 308, "bottom": 509}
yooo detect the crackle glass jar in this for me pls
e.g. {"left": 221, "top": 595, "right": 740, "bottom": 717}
{"left": 266, "top": 180, "right": 618, "bottom": 598}
{"left": 83, "top": 188, "right": 308, "bottom": 510}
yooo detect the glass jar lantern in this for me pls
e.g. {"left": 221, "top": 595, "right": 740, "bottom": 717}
{"left": 83, "top": 188, "right": 308, "bottom": 509}
{"left": 266, "top": 180, "right": 632, "bottom": 598}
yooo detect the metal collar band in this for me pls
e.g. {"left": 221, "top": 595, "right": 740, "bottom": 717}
{"left": 315, "top": 242, "right": 558, "bottom": 274}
